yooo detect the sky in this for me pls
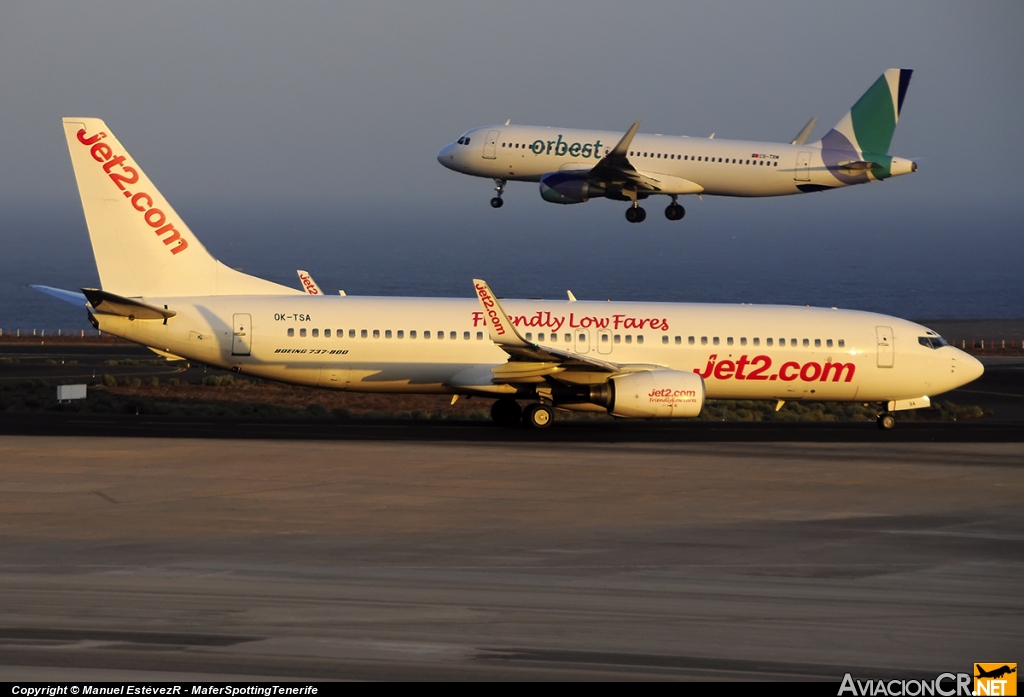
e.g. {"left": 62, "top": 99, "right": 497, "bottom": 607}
{"left": 1, "top": 1, "right": 1022, "bottom": 328}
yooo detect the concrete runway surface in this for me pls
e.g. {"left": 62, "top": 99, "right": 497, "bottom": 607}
{"left": 1, "top": 437, "right": 1021, "bottom": 680}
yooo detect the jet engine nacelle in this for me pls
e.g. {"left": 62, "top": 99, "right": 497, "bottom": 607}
{"left": 539, "top": 172, "right": 606, "bottom": 204}
{"left": 607, "top": 370, "right": 705, "bottom": 418}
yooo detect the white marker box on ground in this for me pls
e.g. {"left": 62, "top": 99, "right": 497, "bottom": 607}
{"left": 57, "top": 384, "right": 87, "bottom": 402}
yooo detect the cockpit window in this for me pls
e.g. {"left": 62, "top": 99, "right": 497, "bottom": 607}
{"left": 464, "top": 137, "right": 470, "bottom": 145}
{"left": 918, "top": 336, "right": 949, "bottom": 349}
{"left": 457, "top": 137, "right": 466, "bottom": 145}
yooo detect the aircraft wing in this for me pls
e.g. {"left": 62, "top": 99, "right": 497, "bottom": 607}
{"left": 472, "top": 279, "right": 622, "bottom": 380}
{"left": 582, "top": 122, "right": 704, "bottom": 195}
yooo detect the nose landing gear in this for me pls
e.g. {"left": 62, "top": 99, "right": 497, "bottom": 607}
{"left": 490, "top": 179, "right": 506, "bottom": 208}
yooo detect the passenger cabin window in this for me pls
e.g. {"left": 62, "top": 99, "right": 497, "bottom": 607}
{"left": 713, "top": 337, "right": 720, "bottom": 346}
{"left": 397, "top": 330, "right": 404, "bottom": 339}
{"left": 814, "top": 339, "right": 821, "bottom": 347}
{"left": 614, "top": 335, "right": 621, "bottom": 344}
{"left": 625, "top": 335, "right": 632, "bottom": 344}
{"left": 410, "top": 330, "right": 417, "bottom": 339}
{"left": 767, "top": 338, "right": 773, "bottom": 346}
{"left": 450, "top": 331, "right": 457, "bottom": 340}
{"left": 662, "top": 336, "right": 669, "bottom": 344}
{"left": 637, "top": 335, "right": 644, "bottom": 344}
{"left": 312, "top": 329, "right": 319, "bottom": 338}
{"left": 464, "top": 331, "right": 471, "bottom": 340}
{"left": 838, "top": 340, "right": 845, "bottom": 348}
{"left": 373, "top": 330, "right": 380, "bottom": 339}
{"left": 299, "top": 328, "right": 307, "bottom": 337}
{"left": 803, "top": 339, "right": 809, "bottom": 347}
{"left": 675, "top": 336, "right": 682, "bottom": 345}
{"left": 477, "top": 332, "right": 483, "bottom": 340}
{"left": 287, "top": 328, "right": 294, "bottom": 337}
{"left": 727, "top": 337, "right": 734, "bottom": 346}
{"left": 688, "top": 336, "right": 695, "bottom": 345}
{"left": 349, "top": 329, "right": 356, "bottom": 338}
{"left": 385, "top": 330, "right": 392, "bottom": 339}
{"left": 826, "top": 339, "right": 833, "bottom": 348}
{"left": 740, "top": 337, "right": 747, "bottom": 346}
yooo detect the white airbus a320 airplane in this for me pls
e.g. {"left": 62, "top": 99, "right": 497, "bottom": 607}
{"left": 438, "top": 69, "right": 916, "bottom": 223}
{"left": 36, "top": 118, "right": 979, "bottom": 429}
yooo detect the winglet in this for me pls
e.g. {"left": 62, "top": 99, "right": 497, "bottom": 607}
{"left": 608, "top": 121, "right": 641, "bottom": 158}
{"left": 790, "top": 116, "right": 818, "bottom": 145}
{"left": 297, "top": 270, "right": 323, "bottom": 295}
{"left": 472, "top": 279, "right": 528, "bottom": 346}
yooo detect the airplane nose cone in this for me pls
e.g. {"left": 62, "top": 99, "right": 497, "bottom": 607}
{"left": 963, "top": 353, "right": 984, "bottom": 383}
{"left": 437, "top": 144, "right": 456, "bottom": 168}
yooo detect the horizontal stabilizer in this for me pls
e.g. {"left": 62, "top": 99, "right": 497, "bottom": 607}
{"left": 82, "top": 288, "right": 176, "bottom": 320}
{"left": 836, "top": 160, "right": 881, "bottom": 171}
{"left": 30, "top": 285, "right": 87, "bottom": 306}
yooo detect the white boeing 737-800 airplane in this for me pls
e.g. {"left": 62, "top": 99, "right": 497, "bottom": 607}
{"left": 438, "top": 69, "right": 917, "bottom": 223}
{"left": 36, "top": 117, "right": 979, "bottom": 429}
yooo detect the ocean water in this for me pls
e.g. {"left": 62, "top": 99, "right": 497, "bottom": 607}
{"left": 2, "top": 193, "right": 1022, "bottom": 333}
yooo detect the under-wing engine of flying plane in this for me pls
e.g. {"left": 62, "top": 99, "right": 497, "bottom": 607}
{"left": 37, "top": 117, "right": 979, "bottom": 429}
{"left": 437, "top": 69, "right": 916, "bottom": 223}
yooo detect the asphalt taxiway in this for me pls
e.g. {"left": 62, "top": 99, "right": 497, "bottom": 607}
{"left": 1, "top": 438, "right": 1021, "bottom": 680}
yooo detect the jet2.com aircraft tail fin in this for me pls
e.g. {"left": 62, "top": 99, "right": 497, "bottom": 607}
{"left": 62, "top": 118, "right": 300, "bottom": 299}
{"left": 818, "top": 68, "right": 912, "bottom": 156}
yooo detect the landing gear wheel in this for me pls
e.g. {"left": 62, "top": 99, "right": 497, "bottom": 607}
{"left": 490, "top": 197, "right": 504, "bottom": 208}
{"left": 523, "top": 403, "right": 554, "bottom": 429}
{"left": 665, "top": 204, "right": 685, "bottom": 221}
{"left": 877, "top": 413, "right": 896, "bottom": 430}
{"left": 625, "top": 206, "right": 647, "bottom": 223}
{"left": 491, "top": 398, "right": 522, "bottom": 427}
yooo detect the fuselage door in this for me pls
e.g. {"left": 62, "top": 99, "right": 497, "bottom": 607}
{"left": 795, "top": 151, "right": 811, "bottom": 181}
{"left": 876, "top": 326, "right": 894, "bottom": 368}
{"left": 575, "top": 328, "right": 591, "bottom": 354}
{"left": 596, "top": 329, "right": 613, "bottom": 355}
{"left": 232, "top": 313, "right": 252, "bottom": 356}
{"left": 483, "top": 130, "right": 500, "bottom": 159}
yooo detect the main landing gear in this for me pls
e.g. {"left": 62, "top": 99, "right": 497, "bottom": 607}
{"left": 624, "top": 197, "right": 685, "bottom": 223}
{"left": 490, "top": 178, "right": 506, "bottom": 208}
{"left": 490, "top": 398, "right": 555, "bottom": 429}
{"left": 665, "top": 196, "right": 685, "bottom": 221}
{"left": 877, "top": 412, "right": 896, "bottom": 430}
{"left": 625, "top": 205, "right": 647, "bottom": 223}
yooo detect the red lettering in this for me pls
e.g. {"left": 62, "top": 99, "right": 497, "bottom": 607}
{"left": 144, "top": 208, "right": 167, "bottom": 228}
{"left": 746, "top": 355, "right": 771, "bottom": 380}
{"left": 77, "top": 128, "right": 107, "bottom": 145}
{"left": 130, "top": 192, "right": 153, "bottom": 211}
{"left": 779, "top": 361, "right": 800, "bottom": 381}
{"left": 695, "top": 354, "right": 717, "bottom": 379}
{"left": 90, "top": 143, "right": 113, "bottom": 162}
{"left": 799, "top": 362, "right": 822, "bottom": 381}
{"left": 821, "top": 362, "right": 856, "bottom": 383}
{"left": 734, "top": 354, "right": 751, "bottom": 380}
{"left": 102, "top": 155, "right": 126, "bottom": 173}
{"left": 713, "top": 360, "right": 736, "bottom": 380}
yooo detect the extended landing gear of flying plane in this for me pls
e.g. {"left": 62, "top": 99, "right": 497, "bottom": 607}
{"left": 625, "top": 205, "right": 647, "bottom": 223}
{"left": 490, "top": 179, "right": 506, "bottom": 208}
{"left": 491, "top": 397, "right": 522, "bottom": 427}
{"left": 877, "top": 412, "right": 896, "bottom": 430}
{"left": 665, "top": 198, "right": 686, "bottom": 221}
{"left": 523, "top": 403, "right": 554, "bottom": 429}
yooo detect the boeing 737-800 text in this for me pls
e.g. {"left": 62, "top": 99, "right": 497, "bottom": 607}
{"left": 36, "top": 117, "right": 978, "bottom": 429}
{"left": 438, "top": 69, "right": 916, "bottom": 223}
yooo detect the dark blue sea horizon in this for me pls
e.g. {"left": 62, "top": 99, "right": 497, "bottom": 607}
{"left": 3, "top": 194, "right": 1022, "bottom": 334}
